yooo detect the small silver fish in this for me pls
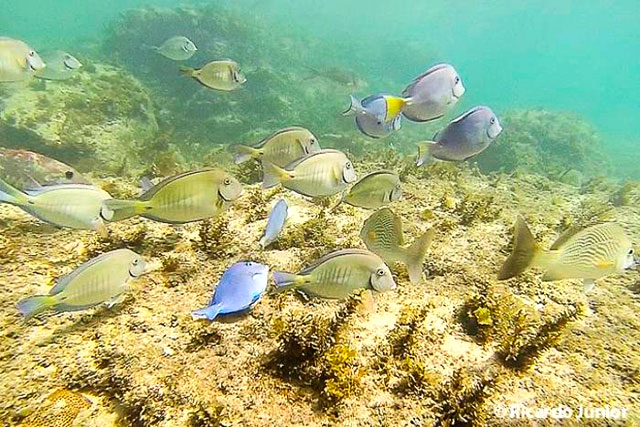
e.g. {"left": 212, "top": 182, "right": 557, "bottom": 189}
{"left": 360, "top": 208, "right": 434, "bottom": 284}
{"left": 416, "top": 106, "right": 502, "bottom": 164}
{"left": 151, "top": 36, "right": 197, "bottom": 61}
{"left": 259, "top": 199, "right": 288, "bottom": 249}
{"left": 17, "top": 249, "right": 147, "bottom": 319}
{"left": 0, "top": 37, "right": 45, "bottom": 82}
{"left": 402, "top": 63, "right": 465, "bottom": 122}
{"left": 263, "top": 149, "right": 357, "bottom": 198}
{"left": 35, "top": 50, "right": 82, "bottom": 81}
{"left": 180, "top": 59, "right": 246, "bottom": 91}
{"left": 273, "top": 248, "right": 396, "bottom": 299}
{"left": 498, "top": 217, "right": 637, "bottom": 292}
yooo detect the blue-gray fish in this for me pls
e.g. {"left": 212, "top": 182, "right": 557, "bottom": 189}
{"left": 151, "top": 36, "right": 197, "bottom": 61}
{"left": 259, "top": 198, "right": 288, "bottom": 249}
{"left": 416, "top": 106, "right": 502, "bottom": 165}
{"left": 273, "top": 248, "right": 396, "bottom": 299}
{"left": 343, "top": 94, "right": 403, "bottom": 139}
{"left": 0, "top": 37, "right": 45, "bottom": 82}
{"left": 498, "top": 217, "right": 637, "bottom": 292}
{"left": 360, "top": 208, "right": 434, "bottom": 284}
{"left": 0, "top": 178, "right": 110, "bottom": 235}
{"left": 191, "top": 261, "right": 269, "bottom": 320}
{"left": 263, "top": 149, "right": 357, "bottom": 198}
{"left": 34, "top": 50, "right": 82, "bottom": 80}
{"left": 17, "top": 249, "right": 147, "bottom": 319}
{"left": 402, "top": 63, "right": 465, "bottom": 123}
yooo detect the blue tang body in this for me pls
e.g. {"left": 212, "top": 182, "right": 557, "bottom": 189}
{"left": 260, "top": 198, "right": 288, "bottom": 248}
{"left": 191, "top": 261, "right": 269, "bottom": 320}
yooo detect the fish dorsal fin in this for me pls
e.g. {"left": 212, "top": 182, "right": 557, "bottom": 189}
{"left": 550, "top": 225, "right": 585, "bottom": 250}
{"left": 49, "top": 250, "right": 127, "bottom": 295}
{"left": 283, "top": 149, "right": 345, "bottom": 171}
{"left": 358, "top": 170, "right": 397, "bottom": 181}
{"left": 299, "top": 249, "right": 374, "bottom": 275}
{"left": 24, "top": 183, "right": 102, "bottom": 196}
{"left": 403, "top": 63, "right": 452, "bottom": 95}
{"left": 253, "top": 126, "right": 308, "bottom": 149}
{"left": 450, "top": 106, "right": 486, "bottom": 125}
{"left": 139, "top": 168, "right": 220, "bottom": 201}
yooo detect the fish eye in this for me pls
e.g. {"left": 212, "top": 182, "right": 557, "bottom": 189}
{"left": 310, "top": 138, "right": 316, "bottom": 144}
{"left": 224, "top": 178, "right": 231, "bottom": 185}
{"left": 132, "top": 258, "right": 139, "bottom": 266}
{"left": 454, "top": 76, "right": 460, "bottom": 83}
{"left": 65, "top": 170, "right": 74, "bottom": 179}
{"left": 376, "top": 268, "right": 386, "bottom": 277}
{"left": 346, "top": 162, "right": 352, "bottom": 169}
{"left": 629, "top": 248, "right": 634, "bottom": 255}
{"left": 490, "top": 117, "right": 496, "bottom": 124}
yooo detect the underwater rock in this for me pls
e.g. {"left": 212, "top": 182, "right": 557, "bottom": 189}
{"left": 0, "top": 63, "right": 158, "bottom": 176}
{"left": 476, "top": 109, "right": 609, "bottom": 179}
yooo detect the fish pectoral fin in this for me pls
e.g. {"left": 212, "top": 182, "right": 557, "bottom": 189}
{"left": 595, "top": 260, "right": 614, "bottom": 269}
{"left": 583, "top": 279, "right": 596, "bottom": 293}
{"left": 105, "top": 293, "right": 126, "bottom": 308}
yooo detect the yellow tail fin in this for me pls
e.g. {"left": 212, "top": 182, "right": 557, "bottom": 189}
{"left": 262, "top": 162, "right": 295, "bottom": 189}
{"left": 497, "top": 216, "right": 542, "bottom": 280}
{"left": 404, "top": 229, "right": 435, "bottom": 284}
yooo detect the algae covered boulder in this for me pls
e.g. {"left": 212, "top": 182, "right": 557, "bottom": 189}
{"left": 0, "top": 63, "right": 158, "bottom": 175}
{"left": 476, "top": 109, "right": 608, "bottom": 178}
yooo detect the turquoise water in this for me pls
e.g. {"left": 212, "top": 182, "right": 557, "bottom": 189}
{"left": 5, "top": 0, "right": 639, "bottom": 148}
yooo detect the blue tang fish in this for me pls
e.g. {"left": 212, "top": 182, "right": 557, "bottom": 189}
{"left": 343, "top": 94, "right": 405, "bottom": 139}
{"left": 402, "top": 63, "right": 465, "bottom": 123}
{"left": 416, "top": 106, "right": 503, "bottom": 164}
{"left": 259, "top": 199, "right": 288, "bottom": 249}
{"left": 191, "top": 261, "right": 269, "bottom": 320}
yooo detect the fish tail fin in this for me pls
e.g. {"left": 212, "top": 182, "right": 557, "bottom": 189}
{"left": 101, "top": 199, "right": 145, "bottom": 222}
{"left": 416, "top": 141, "right": 437, "bottom": 167}
{"left": 385, "top": 95, "right": 408, "bottom": 121}
{"left": 271, "top": 271, "right": 306, "bottom": 293}
{"left": 262, "top": 162, "right": 294, "bottom": 189}
{"left": 17, "top": 295, "right": 55, "bottom": 319}
{"left": 234, "top": 145, "right": 262, "bottom": 164}
{"left": 0, "top": 178, "right": 28, "bottom": 205}
{"left": 179, "top": 67, "right": 195, "bottom": 77}
{"left": 342, "top": 94, "right": 362, "bottom": 116}
{"left": 404, "top": 229, "right": 435, "bottom": 284}
{"left": 497, "top": 216, "right": 545, "bottom": 280}
{"left": 191, "top": 303, "right": 223, "bottom": 321}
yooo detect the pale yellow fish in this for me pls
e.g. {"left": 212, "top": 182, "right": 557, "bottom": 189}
{"left": 17, "top": 249, "right": 147, "bottom": 319}
{"left": 180, "top": 59, "right": 246, "bottom": 91}
{"left": 262, "top": 149, "right": 357, "bottom": 198}
{"left": 0, "top": 37, "right": 45, "bottom": 82}
{"left": 233, "top": 127, "right": 320, "bottom": 167}
{"left": 498, "top": 216, "right": 637, "bottom": 292}
{"left": 101, "top": 168, "right": 243, "bottom": 224}
{"left": 0, "top": 178, "right": 110, "bottom": 235}
{"left": 360, "top": 207, "right": 433, "bottom": 284}
{"left": 273, "top": 248, "right": 396, "bottom": 299}
{"left": 341, "top": 170, "right": 402, "bottom": 210}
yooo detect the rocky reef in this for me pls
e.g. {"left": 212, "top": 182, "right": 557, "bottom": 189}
{"left": 1, "top": 4, "right": 639, "bottom": 427}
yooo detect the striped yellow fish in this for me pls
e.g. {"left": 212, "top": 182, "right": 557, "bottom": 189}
{"left": 17, "top": 249, "right": 147, "bottom": 320}
{"left": 0, "top": 178, "right": 110, "bottom": 235}
{"left": 360, "top": 208, "right": 434, "bottom": 284}
{"left": 101, "top": 168, "right": 243, "bottom": 224}
{"left": 233, "top": 127, "right": 320, "bottom": 166}
{"left": 498, "top": 216, "right": 637, "bottom": 292}
{"left": 262, "top": 149, "right": 356, "bottom": 198}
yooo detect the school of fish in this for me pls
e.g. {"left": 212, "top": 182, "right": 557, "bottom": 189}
{"left": 0, "top": 33, "right": 637, "bottom": 328}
